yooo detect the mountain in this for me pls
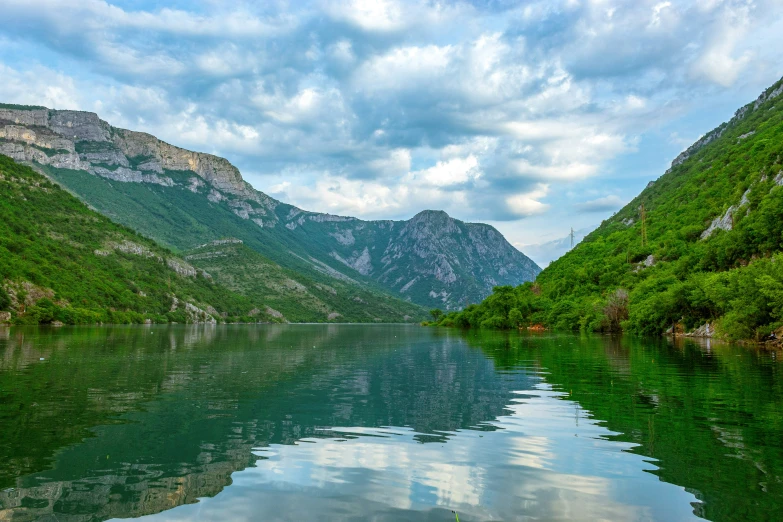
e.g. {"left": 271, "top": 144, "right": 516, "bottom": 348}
{"left": 0, "top": 105, "right": 540, "bottom": 311}
{"left": 434, "top": 76, "right": 783, "bottom": 340}
{"left": 0, "top": 154, "right": 254, "bottom": 325}
{"left": 0, "top": 154, "right": 424, "bottom": 324}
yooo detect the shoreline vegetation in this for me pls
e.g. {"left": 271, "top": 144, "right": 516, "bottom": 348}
{"left": 427, "top": 78, "right": 783, "bottom": 348}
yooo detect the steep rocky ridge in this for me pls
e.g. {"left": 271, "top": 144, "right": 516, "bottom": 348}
{"left": 287, "top": 209, "right": 540, "bottom": 309}
{"left": 0, "top": 105, "right": 540, "bottom": 309}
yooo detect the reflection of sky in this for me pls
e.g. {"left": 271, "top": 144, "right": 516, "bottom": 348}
{"left": 134, "top": 385, "right": 699, "bottom": 522}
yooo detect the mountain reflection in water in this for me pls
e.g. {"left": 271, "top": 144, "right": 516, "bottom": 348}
{"left": 0, "top": 325, "right": 781, "bottom": 521}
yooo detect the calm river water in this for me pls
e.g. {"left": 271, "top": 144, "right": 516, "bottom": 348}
{"left": 0, "top": 325, "right": 781, "bottom": 521}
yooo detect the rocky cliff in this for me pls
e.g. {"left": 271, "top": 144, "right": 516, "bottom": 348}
{"left": 0, "top": 104, "right": 540, "bottom": 309}
{"left": 285, "top": 209, "right": 540, "bottom": 309}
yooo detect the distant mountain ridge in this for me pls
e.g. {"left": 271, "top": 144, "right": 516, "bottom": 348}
{"left": 0, "top": 105, "right": 540, "bottom": 311}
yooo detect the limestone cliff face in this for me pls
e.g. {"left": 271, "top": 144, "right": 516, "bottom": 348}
{"left": 0, "top": 103, "right": 540, "bottom": 309}
{"left": 0, "top": 106, "right": 278, "bottom": 224}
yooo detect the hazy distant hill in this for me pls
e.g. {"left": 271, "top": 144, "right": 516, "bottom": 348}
{"left": 521, "top": 226, "right": 595, "bottom": 268}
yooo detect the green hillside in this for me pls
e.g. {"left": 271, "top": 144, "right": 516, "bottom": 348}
{"left": 0, "top": 155, "right": 424, "bottom": 324}
{"left": 0, "top": 155, "right": 258, "bottom": 325}
{"left": 184, "top": 240, "right": 425, "bottom": 323}
{"left": 434, "top": 77, "right": 783, "bottom": 341}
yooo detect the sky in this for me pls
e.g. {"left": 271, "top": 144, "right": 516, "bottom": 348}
{"left": 1, "top": 0, "right": 782, "bottom": 258}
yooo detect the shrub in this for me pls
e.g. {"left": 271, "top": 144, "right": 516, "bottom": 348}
{"left": 0, "top": 285, "right": 10, "bottom": 311}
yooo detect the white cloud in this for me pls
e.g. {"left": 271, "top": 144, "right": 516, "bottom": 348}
{"left": 649, "top": 2, "right": 673, "bottom": 28}
{"left": 325, "top": 0, "right": 406, "bottom": 31}
{"left": 368, "top": 149, "right": 412, "bottom": 177}
{"left": 0, "top": 64, "right": 81, "bottom": 110}
{"left": 329, "top": 40, "right": 356, "bottom": 63}
{"left": 1, "top": 0, "right": 782, "bottom": 232}
{"left": 690, "top": 2, "right": 754, "bottom": 86}
{"left": 576, "top": 194, "right": 624, "bottom": 212}
{"left": 354, "top": 44, "right": 453, "bottom": 91}
{"left": 2, "top": 0, "right": 289, "bottom": 38}
{"left": 408, "top": 155, "right": 482, "bottom": 187}
{"left": 506, "top": 185, "right": 550, "bottom": 217}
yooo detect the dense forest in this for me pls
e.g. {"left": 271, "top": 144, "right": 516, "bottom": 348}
{"left": 431, "top": 78, "right": 783, "bottom": 341}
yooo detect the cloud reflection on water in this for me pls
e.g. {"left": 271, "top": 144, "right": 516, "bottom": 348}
{"left": 139, "top": 387, "right": 698, "bottom": 522}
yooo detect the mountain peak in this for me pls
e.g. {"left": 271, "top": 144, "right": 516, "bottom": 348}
{"left": 413, "top": 209, "right": 450, "bottom": 218}
{"left": 410, "top": 209, "right": 454, "bottom": 225}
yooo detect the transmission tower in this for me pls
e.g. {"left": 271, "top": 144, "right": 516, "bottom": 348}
{"left": 569, "top": 227, "right": 575, "bottom": 249}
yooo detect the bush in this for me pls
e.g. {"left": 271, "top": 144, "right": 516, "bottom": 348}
{"left": 0, "top": 285, "right": 10, "bottom": 311}
{"left": 603, "top": 289, "right": 629, "bottom": 331}
{"left": 508, "top": 308, "right": 523, "bottom": 327}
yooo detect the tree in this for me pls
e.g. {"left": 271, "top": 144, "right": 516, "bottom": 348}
{"left": 603, "top": 289, "right": 629, "bottom": 331}
{"left": 430, "top": 309, "right": 444, "bottom": 322}
{"left": 508, "top": 308, "right": 523, "bottom": 328}
{"left": 0, "top": 285, "right": 10, "bottom": 311}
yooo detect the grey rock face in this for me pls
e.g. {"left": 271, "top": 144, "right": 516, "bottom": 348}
{"left": 330, "top": 246, "right": 373, "bottom": 275}
{"left": 91, "top": 166, "right": 174, "bottom": 186}
{"left": 330, "top": 229, "right": 355, "bottom": 246}
{"left": 701, "top": 189, "right": 751, "bottom": 239}
{"left": 48, "top": 110, "right": 112, "bottom": 141}
{"left": 0, "top": 106, "right": 280, "bottom": 224}
{"left": 306, "top": 209, "right": 541, "bottom": 309}
{"left": 0, "top": 107, "right": 49, "bottom": 126}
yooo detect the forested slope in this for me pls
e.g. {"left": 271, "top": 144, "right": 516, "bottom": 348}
{"left": 0, "top": 155, "right": 423, "bottom": 324}
{"left": 434, "top": 77, "right": 783, "bottom": 340}
{"left": 0, "top": 155, "right": 257, "bottom": 324}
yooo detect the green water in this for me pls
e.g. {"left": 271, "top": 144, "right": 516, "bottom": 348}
{"left": 0, "top": 325, "right": 781, "bottom": 521}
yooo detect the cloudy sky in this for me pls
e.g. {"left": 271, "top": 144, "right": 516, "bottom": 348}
{"left": 1, "top": 0, "right": 782, "bottom": 252}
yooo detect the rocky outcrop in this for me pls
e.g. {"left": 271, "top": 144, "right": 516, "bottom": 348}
{"left": 264, "top": 306, "right": 285, "bottom": 320}
{"left": 666, "top": 125, "right": 728, "bottom": 174}
{"left": 4, "top": 281, "right": 58, "bottom": 310}
{"left": 685, "top": 322, "right": 716, "bottom": 338}
{"left": 168, "top": 295, "right": 217, "bottom": 323}
{"left": 701, "top": 189, "right": 751, "bottom": 239}
{"left": 95, "top": 240, "right": 161, "bottom": 259}
{"left": 330, "top": 246, "right": 373, "bottom": 275}
{"left": 167, "top": 258, "right": 211, "bottom": 279}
